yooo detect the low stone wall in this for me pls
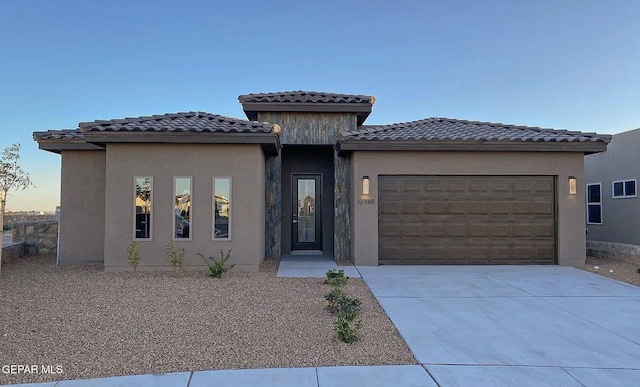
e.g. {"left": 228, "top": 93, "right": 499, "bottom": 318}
{"left": 11, "top": 220, "right": 58, "bottom": 256}
{"left": 587, "top": 240, "right": 640, "bottom": 263}
{"left": 3, "top": 213, "right": 56, "bottom": 230}
{"left": 1, "top": 242, "right": 25, "bottom": 264}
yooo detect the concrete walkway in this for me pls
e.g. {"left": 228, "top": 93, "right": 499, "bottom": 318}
{"left": 276, "top": 254, "right": 360, "bottom": 278}
{"left": 359, "top": 265, "right": 640, "bottom": 386}
{"left": 8, "top": 365, "right": 436, "bottom": 386}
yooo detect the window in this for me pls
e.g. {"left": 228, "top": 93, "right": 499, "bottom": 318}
{"left": 213, "top": 177, "right": 231, "bottom": 239}
{"left": 586, "top": 183, "right": 602, "bottom": 225}
{"left": 173, "top": 177, "right": 192, "bottom": 240}
{"left": 612, "top": 179, "right": 637, "bottom": 199}
{"left": 134, "top": 177, "right": 152, "bottom": 240}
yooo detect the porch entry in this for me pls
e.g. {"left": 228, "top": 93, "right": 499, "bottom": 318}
{"left": 280, "top": 145, "right": 335, "bottom": 256}
{"left": 292, "top": 174, "right": 322, "bottom": 251}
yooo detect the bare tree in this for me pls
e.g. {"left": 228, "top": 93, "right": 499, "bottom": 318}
{"left": 0, "top": 144, "right": 35, "bottom": 273}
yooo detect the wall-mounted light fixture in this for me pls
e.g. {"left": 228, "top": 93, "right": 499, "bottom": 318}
{"left": 362, "top": 176, "right": 370, "bottom": 195}
{"left": 568, "top": 176, "right": 577, "bottom": 195}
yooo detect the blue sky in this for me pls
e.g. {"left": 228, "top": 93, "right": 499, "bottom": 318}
{"left": 1, "top": 0, "right": 639, "bottom": 211}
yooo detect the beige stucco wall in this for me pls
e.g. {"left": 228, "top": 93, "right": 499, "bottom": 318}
{"left": 585, "top": 128, "right": 640, "bottom": 245}
{"left": 351, "top": 151, "right": 586, "bottom": 266}
{"left": 104, "top": 143, "right": 265, "bottom": 271}
{"left": 59, "top": 150, "right": 106, "bottom": 264}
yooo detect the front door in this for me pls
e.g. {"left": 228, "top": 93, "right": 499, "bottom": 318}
{"left": 292, "top": 174, "right": 322, "bottom": 251}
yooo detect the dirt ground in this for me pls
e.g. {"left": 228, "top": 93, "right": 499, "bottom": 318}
{"left": 578, "top": 255, "right": 640, "bottom": 287}
{"left": 0, "top": 256, "right": 415, "bottom": 385}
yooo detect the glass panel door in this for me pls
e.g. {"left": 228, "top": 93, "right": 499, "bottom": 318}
{"left": 292, "top": 174, "right": 322, "bottom": 250}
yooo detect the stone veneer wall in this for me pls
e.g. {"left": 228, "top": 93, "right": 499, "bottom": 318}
{"left": 587, "top": 240, "right": 640, "bottom": 262}
{"left": 11, "top": 220, "right": 59, "bottom": 255}
{"left": 264, "top": 153, "right": 282, "bottom": 260}
{"left": 334, "top": 152, "right": 351, "bottom": 262}
{"left": 1, "top": 243, "right": 24, "bottom": 264}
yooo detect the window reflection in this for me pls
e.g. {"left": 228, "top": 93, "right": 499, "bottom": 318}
{"left": 297, "top": 179, "right": 315, "bottom": 243}
{"left": 134, "top": 177, "right": 152, "bottom": 239}
{"left": 174, "top": 177, "right": 191, "bottom": 239}
{"left": 214, "top": 178, "right": 230, "bottom": 239}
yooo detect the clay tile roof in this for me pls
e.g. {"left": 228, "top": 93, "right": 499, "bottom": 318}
{"left": 339, "top": 117, "right": 612, "bottom": 144}
{"left": 238, "top": 90, "right": 374, "bottom": 104}
{"left": 78, "top": 111, "right": 276, "bottom": 133}
{"left": 32, "top": 129, "right": 84, "bottom": 141}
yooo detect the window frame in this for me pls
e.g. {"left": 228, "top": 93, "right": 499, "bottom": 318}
{"left": 612, "top": 179, "right": 637, "bottom": 199}
{"left": 586, "top": 182, "right": 602, "bottom": 225}
{"left": 133, "top": 176, "right": 153, "bottom": 241}
{"left": 172, "top": 176, "right": 193, "bottom": 241}
{"left": 212, "top": 177, "right": 232, "bottom": 241}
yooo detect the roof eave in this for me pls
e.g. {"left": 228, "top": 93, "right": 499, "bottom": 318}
{"left": 336, "top": 140, "right": 609, "bottom": 155}
{"left": 241, "top": 102, "right": 373, "bottom": 124}
{"left": 82, "top": 131, "right": 280, "bottom": 152}
{"left": 35, "top": 140, "right": 104, "bottom": 154}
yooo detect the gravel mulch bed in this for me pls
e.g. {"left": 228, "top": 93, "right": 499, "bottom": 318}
{"left": 0, "top": 256, "right": 416, "bottom": 385}
{"left": 578, "top": 255, "right": 640, "bottom": 287}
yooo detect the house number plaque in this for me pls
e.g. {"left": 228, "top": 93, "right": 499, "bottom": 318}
{"left": 357, "top": 198, "right": 375, "bottom": 205}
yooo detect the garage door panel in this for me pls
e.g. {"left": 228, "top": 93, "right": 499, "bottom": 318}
{"left": 533, "top": 201, "right": 554, "bottom": 214}
{"left": 425, "top": 200, "right": 446, "bottom": 213}
{"left": 378, "top": 175, "right": 556, "bottom": 265}
{"left": 512, "top": 201, "right": 532, "bottom": 214}
{"left": 447, "top": 222, "right": 468, "bottom": 237}
{"left": 469, "top": 202, "right": 489, "bottom": 214}
{"left": 403, "top": 222, "right": 424, "bottom": 237}
{"left": 425, "top": 223, "right": 445, "bottom": 237}
{"left": 488, "top": 201, "right": 510, "bottom": 214}
{"left": 447, "top": 201, "right": 467, "bottom": 214}
{"left": 447, "top": 179, "right": 469, "bottom": 192}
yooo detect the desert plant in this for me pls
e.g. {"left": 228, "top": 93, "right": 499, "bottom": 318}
{"left": 198, "top": 249, "right": 235, "bottom": 278}
{"left": 165, "top": 241, "right": 185, "bottom": 272}
{"left": 125, "top": 241, "right": 140, "bottom": 272}
{"left": 324, "top": 269, "right": 348, "bottom": 287}
{"left": 334, "top": 313, "right": 362, "bottom": 344}
{"left": 336, "top": 296, "right": 362, "bottom": 319}
{"left": 324, "top": 290, "right": 362, "bottom": 318}
{"left": 324, "top": 288, "right": 346, "bottom": 313}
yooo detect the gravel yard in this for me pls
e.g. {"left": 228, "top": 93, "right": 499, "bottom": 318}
{"left": 0, "top": 256, "right": 415, "bottom": 385}
{"left": 578, "top": 255, "right": 640, "bottom": 287}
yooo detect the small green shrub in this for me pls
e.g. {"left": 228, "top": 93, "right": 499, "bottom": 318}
{"left": 324, "top": 269, "right": 348, "bottom": 287}
{"left": 324, "top": 288, "right": 346, "bottom": 313}
{"left": 336, "top": 296, "right": 362, "bottom": 319}
{"left": 198, "top": 249, "right": 235, "bottom": 278}
{"left": 334, "top": 313, "right": 362, "bottom": 344}
{"left": 165, "top": 241, "right": 185, "bottom": 272}
{"left": 125, "top": 241, "right": 140, "bottom": 272}
{"left": 324, "top": 290, "right": 361, "bottom": 317}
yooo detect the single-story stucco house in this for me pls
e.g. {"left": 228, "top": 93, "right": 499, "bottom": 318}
{"left": 585, "top": 127, "right": 640, "bottom": 258}
{"left": 33, "top": 91, "right": 611, "bottom": 270}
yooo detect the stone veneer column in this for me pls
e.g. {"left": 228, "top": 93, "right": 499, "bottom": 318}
{"left": 265, "top": 153, "right": 282, "bottom": 260}
{"left": 334, "top": 152, "right": 351, "bottom": 262}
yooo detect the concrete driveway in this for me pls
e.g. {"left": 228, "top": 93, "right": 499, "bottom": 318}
{"left": 359, "top": 265, "right": 640, "bottom": 386}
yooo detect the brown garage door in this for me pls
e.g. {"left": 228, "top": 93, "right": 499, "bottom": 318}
{"left": 378, "top": 175, "right": 556, "bottom": 265}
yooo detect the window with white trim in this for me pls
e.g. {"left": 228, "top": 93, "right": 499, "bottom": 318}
{"left": 173, "top": 177, "right": 192, "bottom": 240}
{"left": 134, "top": 176, "right": 152, "bottom": 240}
{"left": 612, "top": 179, "right": 637, "bottom": 199}
{"left": 586, "top": 183, "right": 602, "bottom": 225}
{"left": 213, "top": 177, "right": 231, "bottom": 240}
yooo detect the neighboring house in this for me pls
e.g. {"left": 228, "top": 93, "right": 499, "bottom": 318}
{"left": 33, "top": 91, "right": 611, "bottom": 270}
{"left": 585, "top": 128, "right": 640, "bottom": 256}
